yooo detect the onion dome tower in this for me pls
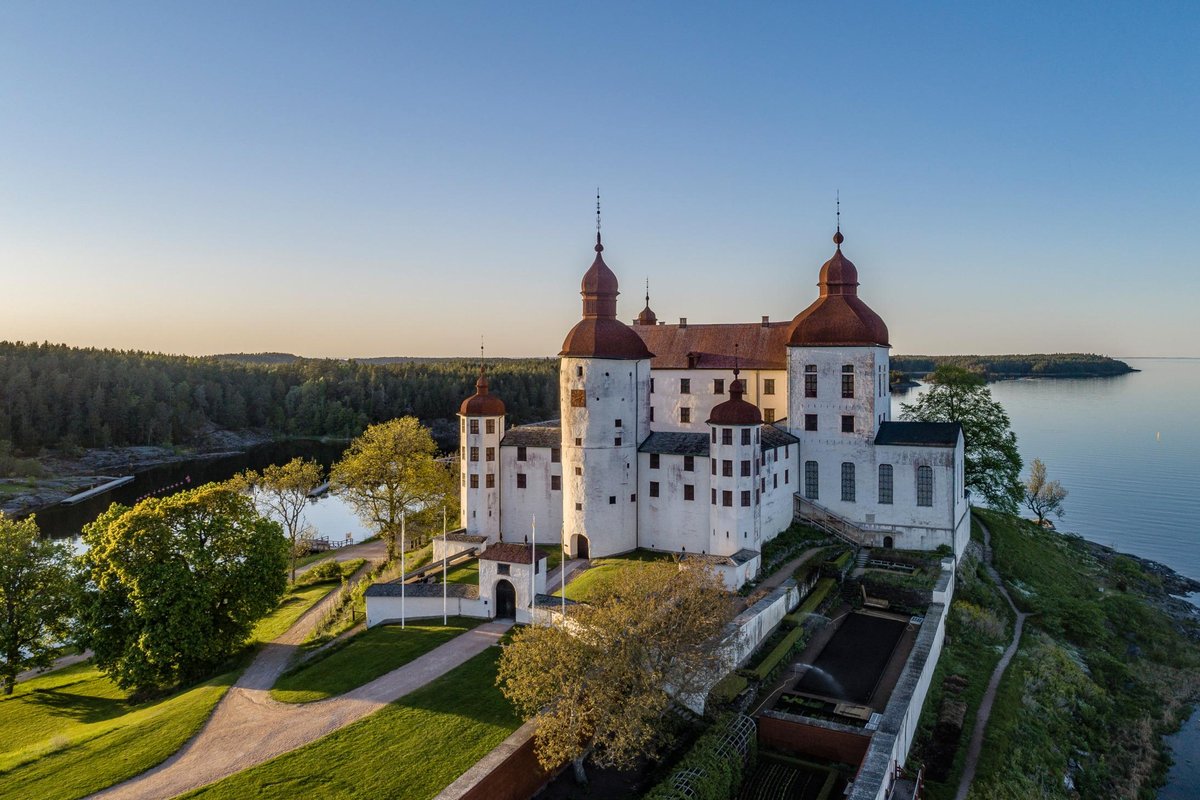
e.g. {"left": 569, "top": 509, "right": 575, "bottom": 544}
{"left": 559, "top": 199, "right": 652, "bottom": 559}
{"left": 459, "top": 359, "right": 505, "bottom": 541}
{"left": 784, "top": 228, "right": 889, "bottom": 349}
{"left": 708, "top": 365, "right": 763, "bottom": 557}
{"left": 633, "top": 280, "right": 657, "bottom": 326}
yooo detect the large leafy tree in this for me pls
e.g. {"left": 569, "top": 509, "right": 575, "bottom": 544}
{"left": 77, "top": 482, "right": 287, "bottom": 692}
{"left": 0, "top": 513, "right": 76, "bottom": 695}
{"left": 901, "top": 365, "right": 1023, "bottom": 513}
{"left": 234, "top": 457, "right": 324, "bottom": 582}
{"left": 497, "top": 561, "right": 734, "bottom": 784}
{"left": 330, "top": 417, "right": 455, "bottom": 561}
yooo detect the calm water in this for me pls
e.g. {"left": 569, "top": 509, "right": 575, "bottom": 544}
{"left": 897, "top": 358, "right": 1200, "bottom": 797}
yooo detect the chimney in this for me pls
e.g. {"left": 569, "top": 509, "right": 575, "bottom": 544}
{"left": 679, "top": 317, "right": 687, "bottom": 328}
{"left": 761, "top": 315, "right": 770, "bottom": 327}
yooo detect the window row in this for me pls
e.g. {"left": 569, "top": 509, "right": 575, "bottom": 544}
{"left": 463, "top": 418, "right": 499, "bottom": 435}
{"left": 802, "top": 414, "right": 857, "bottom": 434}
{"left": 802, "top": 462, "right": 934, "bottom": 506}
{"left": 670, "top": 377, "right": 777, "bottom": 396}
{"left": 802, "top": 364, "right": 858, "bottom": 399}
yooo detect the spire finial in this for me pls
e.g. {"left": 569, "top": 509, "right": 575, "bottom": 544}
{"left": 733, "top": 343, "right": 740, "bottom": 378}
{"left": 833, "top": 191, "right": 844, "bottom": 248}
{"left": 595, "top": 188, "right": 603, "bottom": 252}
{"left": 645, "top": 276, "right": 650, "bottom": 307}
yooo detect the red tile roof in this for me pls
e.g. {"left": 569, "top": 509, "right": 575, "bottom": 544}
{"left": 633, "top": 322, "right": 790, "bottom": 370}
{"left": 479, "top": 543, "right": 548, "bottom": 564}
{"left": 459, "top": 371, "right": 506, "bottom": 417}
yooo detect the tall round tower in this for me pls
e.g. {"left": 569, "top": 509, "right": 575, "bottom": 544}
{"left": 707, "top": 369, "right": 763, "bottom": 557}
{"left": 459, "top": 365, "right": 505, "bottom": 541}
{"left": 559, "top": 229, "right": 652, "bottom": 559}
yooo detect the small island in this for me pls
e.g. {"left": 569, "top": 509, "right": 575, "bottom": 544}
{"left": 891, "top": 353, "right": 1136, "bottom": 386}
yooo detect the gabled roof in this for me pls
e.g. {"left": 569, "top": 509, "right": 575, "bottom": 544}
{"left": 365, "top": 582, "right": 480, "bottom": 599}
{"left": 874, "top": 421, "right": 963, "bottom": 448}
{"left": 480, "top": 543, "right": 547, "bottom": 564}
{"left": 633, "top": 322, "right": 790, "bottom": 370}
{"left": 639, "top": 431, "right": 710, "bottom": 457}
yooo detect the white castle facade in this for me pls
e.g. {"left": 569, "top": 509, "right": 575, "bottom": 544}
{"left": 456, "top": 227, "right": 970, "bottom": 589}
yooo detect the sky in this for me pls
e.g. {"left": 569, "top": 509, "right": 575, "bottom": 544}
{"left": 1, "top": 2, "right": 1197, "bottom": 359}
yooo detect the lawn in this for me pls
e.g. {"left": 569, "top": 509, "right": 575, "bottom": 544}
{"left": 554, "top": 549, "right": 675, "bottom": 602}
{"left": 185, "top": 648, "right": 522, "bottom": 800}
{"left": 271, "top": 617, "right": 482, "bottom": 703}
{"left": 249, "top": 569, "right": 348, "bottom": 644}
{"left": 0, "top": 663, "right": 235, "bottom": 800}
{"left": 443, "top": 559, "right": 479, "bottom": 585}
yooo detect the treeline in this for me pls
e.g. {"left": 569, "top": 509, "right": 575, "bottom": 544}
{"left": 0, "top": 341, "right": 558, "bottom": 454}
{"left": 892, "top": 353, "right": 1135, "bottom": 380}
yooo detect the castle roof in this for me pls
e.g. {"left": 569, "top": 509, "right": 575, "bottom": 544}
{"left": 639, "top": 431, "right": 710, "bottom": 457}
{"left": 500, "top": 422, "right": 561, "bottom": 449}
{"left": 479, "top": 543, "right": 548, "bottom": 564}
{"left": 786, "top": 231, "right": 890, "bottom": 348}
{"left": 874, "top": 421, "right": 962, "bottom": 448}
{"left": 633, "top": 321, "right": 790, "bottom": 370}
{"left": 560, "top": 233, "right": 654, "bottom": 361}
{"left": 459, "top": 367, "right": 506, "bottom": 417}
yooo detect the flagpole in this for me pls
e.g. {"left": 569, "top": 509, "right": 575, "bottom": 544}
{"left": 442, "top": 506, "right": 448, "bottom": 626}
{"left": 400, "top": 511, "right": 406, "bottom": 630}
{"left": 561, "top": 523, "right": 566, "bottom": 622}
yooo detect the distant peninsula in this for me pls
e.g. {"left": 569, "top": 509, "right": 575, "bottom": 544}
{"left": 891, "top": 353, "right": 1136, "bottom": 382}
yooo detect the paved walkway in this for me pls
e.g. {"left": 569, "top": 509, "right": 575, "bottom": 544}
{"left": 90, "top": 564, "right": 510, "bottom": 799}
{"left": 15, "top": 650, "right": 93, "bottom": 683}
{"left": 954, "top": 517, "right": 1028, "bottom": 800}
{"left": 757, "top": 545, "right": 827, "bottom": 592}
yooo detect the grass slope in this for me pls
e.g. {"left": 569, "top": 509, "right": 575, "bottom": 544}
{"left": 250, "top": 570, "right": 349, "bottom": 644}
{"left": 554, "top": 549, "right": 675, "bottom": 602}
{"left": 0, "top": 665, "right": 234, "bottom": 800}
{"left": 271, "top": 618, "right": 482, "bottom": 703}
{"left": 186, "top": 648, "right": 521, "bottom": 800}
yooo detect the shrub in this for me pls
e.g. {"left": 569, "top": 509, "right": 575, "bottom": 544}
{"left": 709, "top": 673, "right": 749, "bottom": 706}
{"left": 746, "top": 627, "right": 806, "bottom": 682}
{"left": 643, "top": 714, "right": 756, "bottom": 800}
{"left": 784, "top": 577, "right": 836, "bottom": 626}
{"left": 296, "top": 560, "right": 343, "bottom": 586}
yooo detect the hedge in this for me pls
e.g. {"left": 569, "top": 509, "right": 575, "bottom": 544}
{"left": 708, "top": 672, "right": 749, "bottom": 706}
{"left": 642, "top": 715, "right": 757, "bottom": 800}
{"left": 783, "top": 577, "right": 836, "bottom": 626}
{"left": 745, "top": 626, "right": 806, "bottom": 682}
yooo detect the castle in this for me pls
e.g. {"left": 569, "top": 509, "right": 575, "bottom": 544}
{"left": 455, "top": 222, "right": 970, "bottom": 589}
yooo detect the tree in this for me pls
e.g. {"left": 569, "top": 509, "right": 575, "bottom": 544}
{"left": 0, "top": 513, "right": 76, "bottom": 695}
{"left": 1024, "top": 458, "right": 1068, "bottom": 526}
{"left": 234, "top": 457, "right": 324, "bottom": 582}
{"left": 901, "top": 365, "right": 1024, "bottom": 513}
{"left": 330, "top": 417, "right": 454, "bottom": 561}
{"left": 497, "top": 561, "right": 734, "bottom": 784}
{"left": 77, "top": 482, "right": 287, "bottom": 692}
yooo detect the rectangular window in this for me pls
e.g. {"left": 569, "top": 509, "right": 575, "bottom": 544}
{"left": 711, "top": 458, "right": 716, "bottom": 475}
{"left": 763, "top": 378, "right": 775, "bottom": 395}
{"left": 917, "top": 465, "right": 934, "bottom": 507}
{"left": 722, "top": 429, "right": 733, "bottom": 445}
{"left": 842, "top": 365, "right": 854, "bottom": 398}
{"left": 470, "top": 446, "right": 479, "bottom": 462}
{"left": 649, "top": 407, "right": 654, "bottom": 421}
{"left": 470, "top": 473, "right": 479, "bottom": 489}
{"left": 570, "top": 389, "right": 586, "bottom": 408}
{"left": 486, "top": 447, "right": 495, "bottom": 462}
{"left": 680, "top": 408, "right": 691, "bottom": 423}
{"left": 711, "top": 488, "right": 717, "bottom": 505}
{"left": 764, "top": 408, "right": 775, "bottom": 423}
{"left": 469, "top": 419, "right": 480, "bottom": 435}
{"left": 742, "top": 490, "right": 751, "bottom": 507}
{"left": 804, "top": 365, "right": 817, "bottom": 397}
{"left": 614, "top": 437, "right": 622, "bottom": 446}
{"left": 722, "top": 460, "right": 733, "bottom": 477}
{"left": 486, "top": 473, "right": 495, "bottom": 488}
{"left": 714, "top": 379, "right": 725, "bottom": 395}
{"left": 609, "top": 496, "right": 616, "bottom": 504}
{"left": 551, "top": 447, "right": 560, "bottom": 463}
{"left": 773, "top": 474, "right": 778, "bottom": 489}
{"left": 804, "top": 461, "right": 819, "bottom": 499}
{"left": 722, "top": 490, "right": 733, "bottom": 507}
{"left": 551, "top": 475, "right": 561, "bottom": 491}
{"left": 517, "top": 446, "right": 527, "bottom": 461}
{"left": 878, "top": 464, "right": 893, "bottom": 504}
{"left": 785, "top": 468, "right": 789, "bottom": 484}
{"left": 575, "top": 502, "right": 582, "bottom": 510}
{"left": 516, "top": 473, "right": 527, "bottom": 489}
{"left": 497, "top": 563, "right": 510, "bottom": 576}
{"left": 741, "top": 428, "right": 751, "bottom": 446}
{"left": 575, "top": 437, "right": 582, "bottom": 447}
{"left": 650, "top": 453, "right": 660, "bottom": 469}
{"left": 805, "top": 414, "right": 818, "bottom": 432}
{"left": 576, "top": 365, "right": 583, "bottom": 377}
{"left": 574, "top": 466, "right": 582, "bottom": 476}
{"left": 684, "top": 455, "right": 695, "bottom": 472}
{"left": 841, "top": 462, "right": 855, "bottom": 502}
{"left": 680, "top": 378, "right": 691, "bottom": 394}
{"left": 631, "top": 494, "right": 636, "bottom": 502}
{"left": 741, "top": 460, "right": 751, "bottom": 477}
{"left": 684, "top": 484, "right": 695, "bottom": 501}
{"left": 486, "top": 418, "right": 496, "bottom": 434}
{"left": 615, "top": 418, "right": 622, "bottom": 428}
{"left": 650, "top": 377, "right": 655, "bottom": 393}
{"left": 841, "top": 415, "right": 854, "bottom": 434}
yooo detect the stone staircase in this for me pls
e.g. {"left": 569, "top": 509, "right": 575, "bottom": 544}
{"left": 793, "top": 494, "right": 871, "bottom": 548}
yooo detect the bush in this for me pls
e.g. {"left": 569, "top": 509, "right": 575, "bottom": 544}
{"left": 708, "top": 673, "right": 749, "bottom": 706}
{"left": 643, "top": 714, "right": 756, "bottom": 800}
{"left": 784, "top": 577, "right": 836, "bottom": 626}
{"left": 296, "top": 560, "right": 343, "bottom": 586}
{"left": 745, "top": 627, "right": 806, "bottom": 682}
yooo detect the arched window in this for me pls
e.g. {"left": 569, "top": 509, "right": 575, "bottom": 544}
{"left": 878, "top": 464, "right": 893, "bottom": 504}
{"left": 841, "top": 462, "right": 855, "bottom": 502}
{"left": 804, "top": 461, "right": 819, "bottom": 500}
{"left": 917, "top": 465, "right": 934, "bottom": 507}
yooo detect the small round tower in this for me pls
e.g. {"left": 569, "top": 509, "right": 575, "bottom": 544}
{"left": 707, "top": 368, "right": 763, "bottom": 556}
{"left": 459, "top": 365, "right": 505, "bottom": 541}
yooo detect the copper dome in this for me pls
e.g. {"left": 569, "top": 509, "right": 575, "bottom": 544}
{"left": 786, "top": 232, "right": 889, "bottom": 348}
{"left": 459, "top": 370, "right": 506, "bottom": 417}
{"left": 707, "top": 374, "right": 762, "bottom": 426}
{"left": 560, "top": 235, "right": 654, "bottom": 360}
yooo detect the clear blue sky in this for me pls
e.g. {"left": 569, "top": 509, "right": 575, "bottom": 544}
{"left": 1, "top": 2, "right": 1196, "bottom": 358}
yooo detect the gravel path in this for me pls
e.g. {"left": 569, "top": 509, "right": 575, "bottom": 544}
{"left": 90, "top": 560, "right": 510, "bottom": 800}
{"left": 954, "top": 516, "right": 1028, "bottom": 800}
{"left": 15, "top": 650, "right": 93, "bottom": 683}
{"left": 295, "top": 537, "right": 388, "bottom": 576}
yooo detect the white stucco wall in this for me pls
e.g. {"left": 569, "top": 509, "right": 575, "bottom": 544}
{"left": 479, "top": 556, "right": 547, "bottom": 624}
{"left": 459, "top": 412, "right": 504, "bottom": 540}
{"left": 637, "top": 451, "right": 711, "bottom": 554}
{"left": 759, "top": 442, "right": 800, "bottom": 544}
{"left": 560, "top": 356, "right": 650, "bottom": 558}
{"left": 499, "top": 444, "right": 563, "bottom": 546}
{"left": 365, "top": 594, "right": 489, "bottom": 627}
{"left": 708, "top": 425, "right": 762, "bottom": 557}
{"left": 649, "top": 368, "right": 787, "bottom": 433}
